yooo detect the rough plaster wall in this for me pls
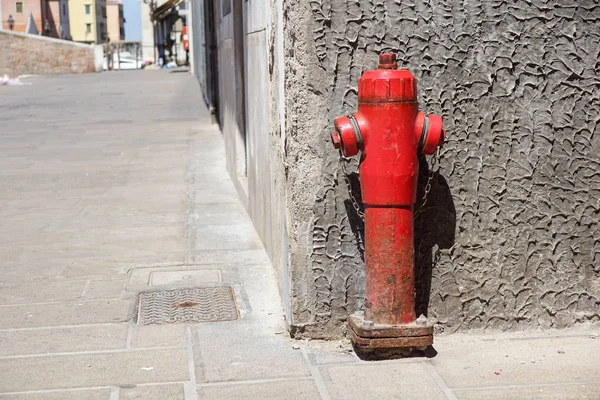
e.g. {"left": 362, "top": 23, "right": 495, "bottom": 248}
{"left": 284, "top": 0, "right": 600, "bottom": 338}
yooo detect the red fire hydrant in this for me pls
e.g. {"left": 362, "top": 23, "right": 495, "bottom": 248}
{"left": 331, "top": 53, "right": 446, "bottom": 350}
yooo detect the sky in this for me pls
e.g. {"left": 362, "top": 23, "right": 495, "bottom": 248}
{"left": 123, "top": 0, "right": 142, "bottom": 41}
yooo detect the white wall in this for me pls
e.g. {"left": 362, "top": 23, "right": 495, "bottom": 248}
{"left": 139, "top": 0, "right": 153, "bottom": 61}
{"left": 212, "top": 0, "right": 291, "bottom": 324}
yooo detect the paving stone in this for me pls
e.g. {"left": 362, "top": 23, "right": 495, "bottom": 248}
{"left": 127, "top": 266, "right": 240, "bottom": 292}
{"left": 130, "top": 324, "right": 187, "bottom": 348}
{"left": 191, "top": 224, "right": 264, "bottom": 251}
{"left": 186, "top": 249, "right": 270, "bottom": 266}
{"left": 0, "top": 324, "right": 128, "bottom": 356}
{"left": 0, "top": 300, "right": 132, "bottom": 329}
{"left": 119, "top": 383, "right": 185, "bottom": 400}
{"left": 453, "top": 383, "right": 600, "bottom": 400}
{"left": 149, "top": 269, "right": 221, "bottom": 286}
{"left": 65, "top": 256, "right": 185, "bottom": 273}
{"left": 189, "top": 202, "right": 248, "bottom": 226}
{"left": 0, "top": 388, "right": 111, "bottom": 400}
{"left": 431, "top": 333, "right": 600, "bottom": 388}
{"left": 59, "top": 265, "right": 129, "bottom": 280}
{"left": 0, "top": 349, "right": 189, "bottom": 392}
{"left": 195, "top": 321, "right": 310, "bottom": 382}
{"left": 197, "top": 379, "right": 320, "bottom": 399}
{"left": 322, "top": 362, "right": 447, "bottom": 400}
{"left": 0, "top": 229, "right": 73, "bottom": 247}
{"left": 0, "top": 281, "right": 86, "bottom": 304}
{"left": 68, "top": 226, "right": 186, "bottom": 256}
{"left": 304, "top": 341, "right": 358, "bottom": 366}
{"left": 190, "top": 188, "right": 239, "bottom": 204}
{"left": 0, "top": 259, "right": 67, "bottom": 284}
{"left": 83, "top": 279, "right": 127, "bottom": 299}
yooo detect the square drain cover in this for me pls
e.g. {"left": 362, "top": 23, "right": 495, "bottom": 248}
{"left": 137, "top": 286, "right": 238, "bottom": 325}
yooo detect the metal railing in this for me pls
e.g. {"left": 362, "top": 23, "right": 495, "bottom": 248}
{"left": 103, "top": 41, "right": 143, "bottom": 70}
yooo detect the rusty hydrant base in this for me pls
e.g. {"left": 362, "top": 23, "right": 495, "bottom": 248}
{"left": 347, "top": 313, "right": 433, "bottom": 349}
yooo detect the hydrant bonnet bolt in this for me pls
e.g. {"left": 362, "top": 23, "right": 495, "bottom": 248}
{"left": 378, "top": 53, "right": 398, "bottom": 69}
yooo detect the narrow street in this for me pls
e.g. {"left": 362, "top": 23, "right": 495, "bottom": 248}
{"left": 0, "top": 71, "right": 598, "bottom": 400}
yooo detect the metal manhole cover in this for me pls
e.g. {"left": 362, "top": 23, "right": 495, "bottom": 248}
{"left": 137, "top": 286, "right": 239, "bottom": 325}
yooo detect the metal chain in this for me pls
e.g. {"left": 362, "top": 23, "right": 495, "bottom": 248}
{"left": 413, "top": 147, "right": 441, "bottom": 219}
{"left": 338, "top": 150, "right": 365, "bottom": 220}
{"left": 339, "top": 147, "right": 442, "bottom": 221}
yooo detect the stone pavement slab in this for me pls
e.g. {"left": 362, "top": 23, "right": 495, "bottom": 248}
{"left": 0, "top": 388, "right": 111, "bottom": 400}
{"left": 197, "top": 379, "right": 321, "bottom": 399}
{"left": 129, "top": 324, "right": 187, "bottom": 348}
{"left": 82, "top": 279, "right": 128, "bottom": 299}
{"left": 149, "top": 269, "right": 222, "bottom": 286}
{"left": 453, "top": 383, "right": 600, "bottom": 400}
{"left": 0, "top": 299, "right": 132, "bottom": 329}
{"left": 431, "top": 331, "right": 600, "bottom": 388}
{"left": 194, "top": 320, "right": 311, "bottom": 383}
{"left": 0, "top": 348, "right": 189, "bottom": 392}
{"left": 119, "top": 383, "right": 186, "bottom": 400}
{"left": 321, "top": 361, "right": 448, "bottom": 400}
{"left": 0, "top": 324, "right": 128, "bottom": 356}
{"left": 190, "top": 224, "right": 264, "bottom": 251}
{"left": 0, "top": 281, "right": 86, "bottom": 304}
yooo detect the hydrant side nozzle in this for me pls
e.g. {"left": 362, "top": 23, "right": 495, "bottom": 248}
{"left": 334, "top": 116, "right": 360, "bottom": 157}
{"left": 414, "top": 112, "right": 445, "bottom": 155}
{"left": 422, "top": 114, "right": 444, "bottom": 155}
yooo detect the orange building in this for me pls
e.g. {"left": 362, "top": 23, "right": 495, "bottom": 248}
{"left": 106, "top": 0, "right": 123, "bottom": 42}
{"left": 1, "top": 0, "right": 71, "bottom": 39}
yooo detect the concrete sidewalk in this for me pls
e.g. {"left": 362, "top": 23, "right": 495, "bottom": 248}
{"left": 0, "top": 71, "right": 598, "bottom": 400}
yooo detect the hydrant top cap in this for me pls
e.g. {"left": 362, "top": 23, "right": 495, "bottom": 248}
{"left": 379, "top": 53, "right": 398, "bottom": 69}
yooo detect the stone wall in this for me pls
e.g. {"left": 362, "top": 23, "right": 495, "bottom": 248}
{"left": 284, "top": 0, "right": 600, "bottom": 337}
{"left": 0, "top": 30, "right": 102, "bottom": 76}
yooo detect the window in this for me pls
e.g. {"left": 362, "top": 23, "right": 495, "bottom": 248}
{"left": 221, "top": 0, "right": 231, "bottom": 17}
{"left": 86, "top": 23, "right": 91, "bottom": 33}
{"left": 85, "top": 4, "right": 90, "bottom": 14}
{"left": 15, "top": 2, "right": 23, "bottom": 13}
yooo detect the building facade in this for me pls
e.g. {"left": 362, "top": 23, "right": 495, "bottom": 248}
{"left": 1, "top": 0, "right": 70, "bottom": 39}
{"left": 69, "top": 0, "right": 106, "bottom": 43}
{"left": 106, "top": 0, "right": 123, "bottom": 42}
{"left": 191, "top": 0, "right": 600, "bottom": 339}
{"left": 139, "top": 0, "right": 154, "bottom": 61}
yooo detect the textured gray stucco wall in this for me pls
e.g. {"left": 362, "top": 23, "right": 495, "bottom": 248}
{"left": 284, "top": 0, "right": 600, "bottom": 337}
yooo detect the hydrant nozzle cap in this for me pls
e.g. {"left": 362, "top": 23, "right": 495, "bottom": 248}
{"left": 331, "top": 131, "right": 341, "bottom": 149}
{"left": 379, "top": 53, "right": 398, "bottom": 69}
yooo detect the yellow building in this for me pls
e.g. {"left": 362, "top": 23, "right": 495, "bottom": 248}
{"left": 69, "top": 0, "right": 107, "bottom": 43}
